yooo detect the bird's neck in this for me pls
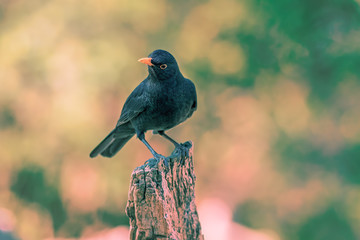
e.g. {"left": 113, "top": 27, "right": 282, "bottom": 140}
{"left": 148, "top": 70, "right": 181, "bottom": 83}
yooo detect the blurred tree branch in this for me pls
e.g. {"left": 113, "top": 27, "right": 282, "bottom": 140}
{"left": 126, "top": 142, "right": 204, "bottom": 240}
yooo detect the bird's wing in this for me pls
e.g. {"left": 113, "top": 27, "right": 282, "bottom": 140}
{"left": 116, "top": 81, "right": 147, "bottom": 126}
{"left": 186, "top": 78, "right": 197, "bottom": 112}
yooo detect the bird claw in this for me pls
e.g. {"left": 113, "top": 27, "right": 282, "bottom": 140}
{"left": 172, "top": 143, "right": 189, "bottom": 165}
{"left": 144, "top": 154, "right": 169, "bottom": 168}
{"left": 144, "top": 158, "right": 157, "bottom": 167}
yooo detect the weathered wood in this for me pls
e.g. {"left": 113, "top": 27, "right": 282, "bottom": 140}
{"left": 126, "top": 141, "right": 204, "bottom": 240}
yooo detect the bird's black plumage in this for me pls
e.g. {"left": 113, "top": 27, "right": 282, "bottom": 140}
{"left": 90, "top": 49, "right": 197, "bottom": 159}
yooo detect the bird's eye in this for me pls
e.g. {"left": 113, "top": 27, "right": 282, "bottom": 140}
{"left": 160, "top": 64, "right": 167, "bottom": 70}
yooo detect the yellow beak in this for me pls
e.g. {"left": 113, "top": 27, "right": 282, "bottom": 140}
{"left": 138, "top": 57, "right": 153, "bottom": 66}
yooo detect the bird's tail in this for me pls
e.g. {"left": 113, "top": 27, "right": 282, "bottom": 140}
{"left": 100, "top": 134, "right": 134, "bottom": 158}
{"left": 90, "top": 126, "right": 134, "bottom": 158}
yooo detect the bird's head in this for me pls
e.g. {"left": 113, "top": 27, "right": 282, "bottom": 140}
{"left": 138, "top": 49, "right": 180, "bottom": 81}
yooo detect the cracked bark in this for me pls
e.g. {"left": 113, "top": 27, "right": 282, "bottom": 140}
{"left": 126, "top": 141, "right": 204, "bottom": 240}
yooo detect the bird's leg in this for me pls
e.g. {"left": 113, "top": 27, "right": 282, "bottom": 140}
{"left": 157, "top": 131, "right": 180, "bottom": 147}
{"left": 137, "top": 131, "right": 168, "bottom": 166}
{"left": 157, "top": 131, "right": 189, "bottom": 162}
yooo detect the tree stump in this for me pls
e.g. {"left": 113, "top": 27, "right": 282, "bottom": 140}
{"left": 125, "top": 141, "right": 204, "bottom": 240}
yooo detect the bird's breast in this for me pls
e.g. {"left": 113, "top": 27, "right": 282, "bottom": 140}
{"left": 132, "top": 83, "right": 192, "bottom": 132}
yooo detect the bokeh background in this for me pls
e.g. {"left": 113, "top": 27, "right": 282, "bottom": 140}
{"left": 1, "top": 0, "right": 360, "bottom": 239}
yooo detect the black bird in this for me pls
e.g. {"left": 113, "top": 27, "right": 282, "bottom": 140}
{"left": 90, "top": 49, "right": 197, "bottom": 160}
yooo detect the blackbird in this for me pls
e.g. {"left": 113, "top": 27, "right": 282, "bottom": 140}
{"left": 90, "top": 49, "right": 197, "bottom": 160}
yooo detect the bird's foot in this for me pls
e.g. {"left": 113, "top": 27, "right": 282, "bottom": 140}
{"left": 144, "top": 153, "right": 169, "bottom": 168}
{"left": 171, "top": 143, "right": 190, "bottom": 165}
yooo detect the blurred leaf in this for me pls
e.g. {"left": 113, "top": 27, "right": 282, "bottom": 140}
{"left": 233, "top": 201, "right": 272, "bottom": 229}
{"left": 0, "top": 106, "right": 16, "bottom": 129}
{"left": 0, "top": 230, "right": 20, "bottom": 240}
{"left": 10, "top": 164, "right": 67, "bottom": 231}
{"left": 97, "top": 209, "right": 130, "bottom": 227}
{"left": 297, "top": 205, "right": 356, "bottom": 240}
{"left": 60, "top": 213, "right": 94, "bottom": 238}
{"left": 336, "top": 144, "right": 360, "bottom": 184}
